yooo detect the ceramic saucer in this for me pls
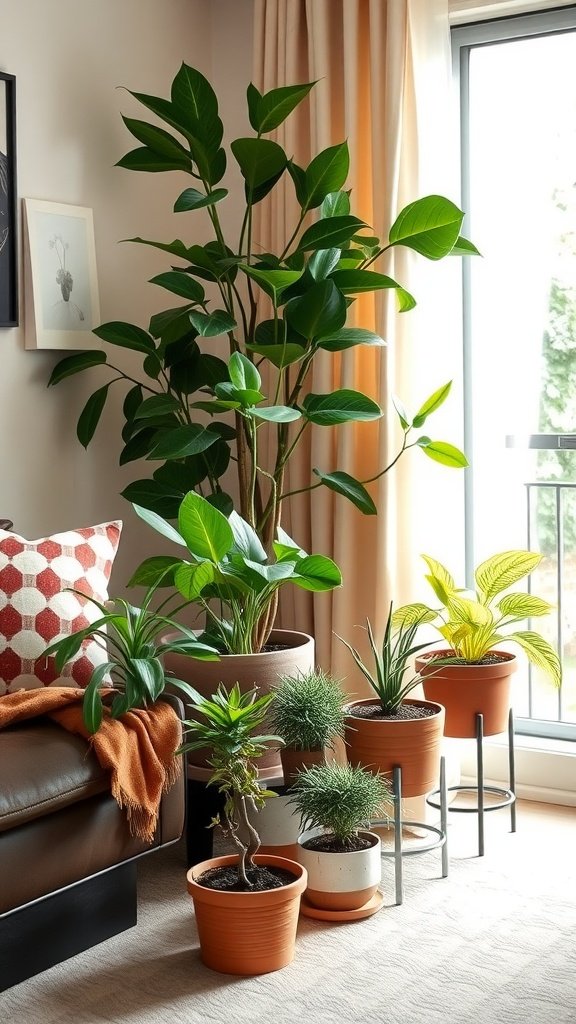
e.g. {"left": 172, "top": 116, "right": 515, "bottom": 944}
{"left": 299, "top": 889, "right": 384, "bottom": 922}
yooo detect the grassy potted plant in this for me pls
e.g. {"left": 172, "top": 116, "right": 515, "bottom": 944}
{"left": 182, "top": 683, "right": 307, "bottom": 975}
{"left": 290, "top": 761, "right": 389, "bottom": 918}
{"left": 339, "top": 604, "right": 444, "bottom": 797}
{"left": 48, "top": 63, "right": 474, "bottom": 663}
{"left": 270, "top": 668, "right": 347, "bottom": 785}
{"left": 42, "top": 578, "right": 219, "bottom": 732}
{"left": 393, "top": 550, "right": 562, "bottom": 737}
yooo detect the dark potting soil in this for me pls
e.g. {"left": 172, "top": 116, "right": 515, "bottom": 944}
{"left": 423, "top": 651, "right": 512, "bottom": 667}
{"left": 301, "top": 834, "right": 373, "bottom": 854}
{"left": 196, "top": 864, "right": 297, "bottom": 892}
{"left": 349, "top": 701, "right": 438, "bottom": 722}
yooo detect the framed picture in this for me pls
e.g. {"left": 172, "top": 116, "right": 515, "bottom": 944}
{"left": 22, "top": 198, "right": 100, "bottom": 350}
{"left": 0, "top": 72, "right": 18, "bottom": 327}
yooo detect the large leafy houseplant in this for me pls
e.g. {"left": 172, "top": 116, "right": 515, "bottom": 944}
{"left": 48, "top": 64, "right": 473, "bottom": 647}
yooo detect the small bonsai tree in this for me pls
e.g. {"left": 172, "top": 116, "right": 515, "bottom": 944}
{"left": 290, "top": 761, "right": 389, "bottom": 852}
{"left": 179, "top": 683, "right": 282, "bottom": 887}
{"left": 270, "top": 669, "right": 347, "bottom": 750}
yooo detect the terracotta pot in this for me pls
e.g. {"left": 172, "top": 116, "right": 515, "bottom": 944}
{"left": 280, "top": 746, "right": 334, "bottom": 788}
{"left": 164, "top": 628, "right": 315, "bottom": 769}
{"left": 255, "top": 794, "right": 302, "bottom": 861}
{"left": 344, "top": 698, "right": 445, "bottom": 798}
{"left": 296, "top": 828, "right": 381, "bottom": 911}
{"left": 416, "top": 650, "right": 516, "bottom": 739}
{"left": 186, "top": 853, "right": 307, "bottom": 975}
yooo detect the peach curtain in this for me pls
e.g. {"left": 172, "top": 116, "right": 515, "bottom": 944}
{"left": 252, "top": 0, "right": 459, "bottom": 692}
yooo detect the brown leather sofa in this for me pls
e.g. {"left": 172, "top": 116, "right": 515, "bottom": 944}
{"left": 0, "top": 694, "right": 185, "bottom": 991}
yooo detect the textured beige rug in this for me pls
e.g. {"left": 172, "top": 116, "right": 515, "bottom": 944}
{"left": 3, "top": 800, "right": 575, "bottom": 1024}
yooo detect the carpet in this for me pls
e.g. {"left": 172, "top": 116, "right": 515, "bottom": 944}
{"left": 3, "top": 800, "right": 575, "bottom": 1024}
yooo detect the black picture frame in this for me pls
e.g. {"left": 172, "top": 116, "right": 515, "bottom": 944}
{"left": 0, "top": 72, "right": 17, "bottom": 327}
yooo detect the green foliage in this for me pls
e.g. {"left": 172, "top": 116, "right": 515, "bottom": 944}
{"left": 129, "top": 491, "right": 341, "bottom": 654}
{"left": 338, "top": 602, "right": 433, "bottom": 715}
{"left": 42, "top": 581, "right": 219, "bottom": 733}
{"left": 393, "top": 551, "right": 562, "bottom": 687}
{"left": 289, "top": 762, "right": 389, "bottom": 848}
{"left": 48, "top": 63, "right": 473, "bottom": 564}
{"left": 269, "top": 669, "right": 347, "bottom": 750}
{"left": 179, "top": 684, "right": 282, "bottom": 884}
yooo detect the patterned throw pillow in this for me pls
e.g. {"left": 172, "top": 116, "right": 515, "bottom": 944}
{"left": 0, "top": 521, "right": 122, "bottom": 694}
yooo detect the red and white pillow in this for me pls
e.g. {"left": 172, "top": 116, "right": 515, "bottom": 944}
{"left": 0, "top": 521, "right": 122, "bottom": 694}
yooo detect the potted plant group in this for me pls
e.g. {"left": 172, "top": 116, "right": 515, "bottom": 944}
{"left": 269, "top": 668, "right": 347, "bottom": 785}
{"left": 290, "top": 761, "right": 389, "bottom": 918}
{"left": 339, "top": 604, "right": 444, "bottom": 797}
{"left": 48, "top": 63, "right": 474, "bottom": 667}
{"left": 182, "top": 683, "right": 307, "bottom": 975}
{"left": 393, "top": 550, "right": 562, "bottom": 738}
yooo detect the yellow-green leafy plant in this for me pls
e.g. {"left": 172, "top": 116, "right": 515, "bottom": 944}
{"left": 393, "top": 550, "right": 561, "bottom": 686}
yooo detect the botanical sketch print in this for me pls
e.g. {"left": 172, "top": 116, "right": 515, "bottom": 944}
{"left": 36, "top": 211, "right": 92, "bottom": 332}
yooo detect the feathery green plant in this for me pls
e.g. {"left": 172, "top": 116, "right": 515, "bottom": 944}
{"left": 270, "top": 669, "right": 347, "bottom": 750}
{"left": 289, "top": 761, "right": 389, "bottom": 849}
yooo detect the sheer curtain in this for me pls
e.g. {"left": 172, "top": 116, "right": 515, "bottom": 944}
{"left": 252, "top": 0, "right": 464, "bottom": 689}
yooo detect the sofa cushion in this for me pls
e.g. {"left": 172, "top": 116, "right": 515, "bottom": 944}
{"left": 0, "top": 521, "right": 121, "bottom": 693}
{"left": 0, "top": 720, "right": 109, "bottom": 832}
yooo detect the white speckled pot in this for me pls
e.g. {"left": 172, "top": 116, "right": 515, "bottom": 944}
{"left": 296, "top": 828, "right": 382, "bottom": 911}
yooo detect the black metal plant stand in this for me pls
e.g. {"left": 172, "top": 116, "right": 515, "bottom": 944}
{"left": 426, "top": 709, "right": 516, "bottom": 857}
{"left": 372, "top": 756, "right": 449, "bottom": 906}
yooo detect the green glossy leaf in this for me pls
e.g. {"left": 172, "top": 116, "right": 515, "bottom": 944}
{"left": 133, "top": 394, "right": 182, "bottom": 420}
{"left": 231, "top": 137, "right": 287, "bottom": 189}
{"left": 121, "top": 480, "right": 182, "bottom": 520}
{"left": 132, "top": 503, "right": 187, "bottom": 546}
{"left": 251, "top": 405, "right": 302, "bottom": 423}
{"left": 392, "top": 394, "right": 410, "bottom": 430}
{"left": 302, "top": 389, "right": 382, "bottom": 425}
{"left": 174, "top": 187, "right": 228, "bottom": 212}
{"left": 308, "top": 248, "right": 341, "bottom": 281}
{"left": 228, "top": 352, "right": 261, "bottom": 392}
{"left": 247, "top": 82, "right": 262, "bottom": 130}
{"left": 312, "top": 469, "right": 377, "bottom": 514}
{"left": 93, "top": 322, "right": 156, "bottom": 354}
{"left": 303, "top": 143, "right": 350, "bottom": 210}
{"left": 48, "top": 350, "right": 107, "bottom": 386}
{"left": 148, "top": 424, "right": 220, "bottom": 460}
{"left": 450, "top": 235, "right": 481, "bottom": 256}
{"left": 149, "top": 305, "right": 193, "bottom": 342}
{"left": 123, "top": 384, "right": 143, "bottom": 422}
{"left": 214, "top": 382, "right": 264, "bottom": 407}
{"left": 253, "top": 82, "right": 315, "bottom": 133}
{"left": 246, "top": 341, "right": 305, "bottom": 368}
{"left": 412, "top": 382, "right": 452, "bottom": 427}
{"left": 121, "top": 117, "right": 190, "bottom": 161}
{"left": 389, "top": 195, "right": 464, "bottom": 260}
{"left": 296, "top": 216, "right": 366, "bottom": 252}
{"left": 285, "top": 279, "right": 346, "bottom": 339}
{"left": 240, "top": 265, "right": 303, "bottom": 299}
{"left": 119, "top": 428, "right": 157, "bottom": 465}
{"left": 149, "top": 271, "right": 205, "bottom": 302}
{"left": 419, "top": 440, "right": 468, "bottom": 468}
{"left": 127, "top": 556, "right": 181, "bottom": 588}
{"left": 321, "top": 191, "right": 351, "bottom": 218}
{"left": 317, "top": 327, "right": 385, "bottom": 351}
{"left": 77, "top": 385, "right": 110, "bottom": 448}
{"left": 116, "top": 147, "right": 191, "bottom": 173}
{"left": 178, "top": 492, "right": 233, "bottom": 562}
{"left": 228, "top": 512, "right": 267, "bottom": 562}
{"left": 293, "top": 554, "right": 342, "bottom": 591}
{"left": 82, "top": 675, "right": 107, "bottom": 733}
{"left": 122, "top": 236, "right": 190, "bottom": 260}
{"left": 189, "top": 309, "right": 236, "bottom": 337}
{"left": 171, "top": 63, "right": 219, "bottom": 127}
{"left": 330, "top": 269, "right": 399, "bottom": 294}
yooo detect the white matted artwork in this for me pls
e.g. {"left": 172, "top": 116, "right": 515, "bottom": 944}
{"left": 23, "top": 199, "right": 101, "bottom": 350}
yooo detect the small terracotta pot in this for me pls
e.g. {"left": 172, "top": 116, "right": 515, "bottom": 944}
{"left": 164, "top": 629, "right": 315, "bottom": 769}
{"left": 416, "top": 650, "right": 516, "bottom": 738}
{"left": 186, "top": 853, "right": 307, "bottom": 975}
{"left": 344, "top": 698, "right": 445, "bottom": 798}
{"left": 296, "top": 828, "right": 381, "bottom": 911}
{"left": 280, "top": 746, "right": 334, "bottom": 788}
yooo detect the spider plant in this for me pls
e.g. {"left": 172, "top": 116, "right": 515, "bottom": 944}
{"left": 338, "top": 602, "right": 433, "bottom": 715}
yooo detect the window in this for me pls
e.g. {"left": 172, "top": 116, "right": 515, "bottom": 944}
{"left": 453, "top": 7, "right": 576, "bottom": 740}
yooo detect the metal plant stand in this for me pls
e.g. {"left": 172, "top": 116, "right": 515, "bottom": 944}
{"left": 372, "top": 756, "right": 449, "bottom": 906}
{"left": 426, "top": 709, "right": 516, "bottom": 857}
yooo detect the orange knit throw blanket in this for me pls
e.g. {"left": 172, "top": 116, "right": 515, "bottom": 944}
{"left": 0, "top": 687, "right": 183, "bottom": 843}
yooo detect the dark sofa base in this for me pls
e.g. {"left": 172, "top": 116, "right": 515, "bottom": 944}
{"left": 0, "top": 860, "right": 137, "bottom": 992}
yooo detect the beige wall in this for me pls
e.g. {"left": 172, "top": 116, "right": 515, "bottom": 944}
{"left": 0, "top": 0, "right": 253, "bottom": 590}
